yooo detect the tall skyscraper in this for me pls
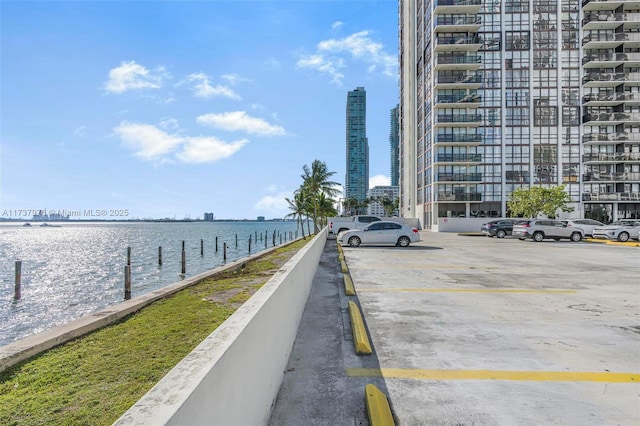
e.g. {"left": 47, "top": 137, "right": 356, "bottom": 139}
{"left": 399, "top": 0, "right": 640, "bottom": 230}
{"left": 390, "top": 104, "right": 400, "bottom": 187}
{"left": 345, "top": 87, "right": 369, "bottom": 208}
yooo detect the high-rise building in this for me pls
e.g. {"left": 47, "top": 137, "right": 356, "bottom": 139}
{"left": 399, "top": 0, "right": 640, "bottom": 230}
{"left": 345, "top": 87, "right": 369, "bottom": 210}
{"left": 368, "top": 185, "right": 400, "bottom": 216}
{"left": 390, "top": 105, "right": 400, "bottom": 187}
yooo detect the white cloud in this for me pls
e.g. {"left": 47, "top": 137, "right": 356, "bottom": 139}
{"left": 296, "top": 54, "right": 344, "bottom": 85}
{"left": 158, "top": 118, "right": 179, "bottom": 130}
{"left": 104, "top": 61, "right": 169, "bottom": 93}
{"left": 187, "top": 72, "right": 241, "bottom": 100}
{"left": 113, "top": 121, "right": 247, "bottom": 164}
{"left": 197, "top": 111, "right": 286, "bottom": 136}
{"left": 221, "top": 73, "right": 252, "bottom": 85}
{"left": 74, "top": 126, "right": 88, "bottom": 138}
{"left": 254, "top": 192, "right": 290, "bottom": 214}
{"left": 370, "top": 175, "right": 391, "bottom": 188}
{"left": 318, "top": 31, "right": 396, "bottom": 77}
{"left": 332, "top": 21, "right": 344, "bottom": 31}
{"left": 297, "top": 30, "right": 396, "bottom": 84}
{"left": 113, "top": 122, "right": 183, "bottom": 160}
{"left": 177, "top": 137, "right": 247, "bottom": 163}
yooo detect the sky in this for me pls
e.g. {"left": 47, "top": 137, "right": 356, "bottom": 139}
{"left": 1, "top": 0, "right": 399, "bottom": 220}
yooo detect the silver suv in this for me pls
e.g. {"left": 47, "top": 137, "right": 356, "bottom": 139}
{"left": 512, "top": 219, "right": 584, "bottom": 242}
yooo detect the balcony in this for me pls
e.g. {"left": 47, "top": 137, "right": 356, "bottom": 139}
{"left": 435, "top": 16, "right": 482, "bottom": 32}
{"left": 434, "top": 154, "right": 482, "bottom": 163}
{"left": 581, "top": 52, "right": 627, "bottom": 67}
{"left": 582, "top": 72, "right": 640, "bottom": 87}
{"left": 582, "top": 132, "right": 640, "bottom": 144}
{"left": 434, "top": 0, "right": 482, "bottom": 14}
{"left": 582, "top": 92, "right": 640, "bottom": 105}
{"left": 434, "top": 93, "right": 481, "bottom": 107}
{"left": 435, "top": 35, "right": 481, "bottom": 52}
{"left": 582, "top": 0, "right": 638, "bottom": 12}
{"left": 583, "top": 112, "right": 640, "bottom": 125}
{"left": 435, "top": 113, "right": 482, "bottom": 127}
{"left": 437, "top": 173, "right": 482, "bottom": 182}
{"left": 583, "top": 152, "right": 640, "bottom": 162}
{"left": 435, "top": 73, "right": 482, "bottom": 89}
{"left": 436, "top": 192, "right": 482, "bottom": 202}
{"left": 434, "top": 54, "right": 482, "bottom": 70}
{"left": 583, "top": 172, "right": 640, "bottom": 182}
{"left": 582, "top": 192, "right": 640, "bottom": 201}
{"left": 435, "top": 134, "right": 482, "bottom": 145}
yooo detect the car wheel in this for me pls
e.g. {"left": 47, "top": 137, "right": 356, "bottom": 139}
{"left": 570, "top": 232, "right": 582, "bottom": 242}
{"left": 617, "top": 232, "right": 630, "bottom": 242}
{"left": 348, "top": 236, "right": 361, "bottom": 247}
{"left": 397, "top": 236, "right": 411, "bottom": 247}
{"left": 533, "top": 232, "right": 544, "bottom": 242}
{"left": 496, "top": 230, "right": 506, "bottom": 239}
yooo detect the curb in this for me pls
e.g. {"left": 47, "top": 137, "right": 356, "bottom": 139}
{"left": 348, "top": 301, "right": 372, "bottom": 355}
{"left": 343, "top": 274, "right": 356, "bottom": 296}
{"left": 365, "top": 384, "right": 395, "bottom": 426}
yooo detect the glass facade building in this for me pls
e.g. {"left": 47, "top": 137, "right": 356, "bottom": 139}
{"left": 390, "top": 104, "right": 401, "bottom": 186}
{"left": 345, "top": 87, "right": 369, "bottom": 205}
{"left": 399, "top": 0, "right": 640, "bottom": 229}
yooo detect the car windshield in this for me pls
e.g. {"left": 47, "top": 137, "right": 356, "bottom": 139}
{"left": 610, "top": 220, "right": 633, "bottom": 226}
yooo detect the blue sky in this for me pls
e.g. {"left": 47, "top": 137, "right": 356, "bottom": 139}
{"left": 1, "top": 0, "right": 399, "bottom": 220}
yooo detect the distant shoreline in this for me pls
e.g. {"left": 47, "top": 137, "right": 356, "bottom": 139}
{"left": 0, "top": 218, "right": 295, "bottom": 224}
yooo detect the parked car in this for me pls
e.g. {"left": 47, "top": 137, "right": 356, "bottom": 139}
{"left": 562, "top": 219, "right": 605, "bottom": 238}
{"left": 512, "top": 219, "right": 584, "bottom": 242}
{"left": 592, "top": 219, "right": 640, "bottom": 242}
{"left": 480, "top": 219, "right": 520, "bottom": 238}
{"left": 337, "top": 221, "right": 421, "bottom": 247}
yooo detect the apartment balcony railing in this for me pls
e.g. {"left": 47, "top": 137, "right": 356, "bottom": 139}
{"left": 583, "top": 112, "right": 640, "bottom": 123}
{"left": 435, "top": 36, "right": 481, "bottom": 48}
{"left": 435, "top": 0, "right": 482, "bottom": 6}
{"left": 583, "top": 92, "right": 640, "bottom": 103}
{"left": 582, "top": 192, "right": 640, "bottom": 201}
{"left": 435, "top": 134, "right": 482, "bottom": 144}
{"left": 436, "top": 192, "right": 482, "bottom": 201}
{"left": 435, "top": 154, "right": 482, "bottom": 163}
{"left": 435, "top": 94, "right": 481, "bottom": 104}
{"left": 435, "top": 54, "right": 482, "bottom": 66}
{"left": 436, "top": 16, "right": 481, "bottom": 26}
{"left": 583, "top": 13, "right": 640, "bottom": 26}
{"left": 583, "top": 172, "right": 640, "bottom": 182}
{"left": 437, "top": 173, "right": 482, "bottom": 182}
{"left": 582, "top": 52, "right": 628, "bottom": 64}
{"left": 582, "top": 33, "right": 626, "bottom": 44}
{"left": 436, "top": 74, "right": 482, "bottom": 84}
{"left": 583, "top": 132, "right": 640, "bottom": 143}
{"left": 582, "top": 72, "right": 640, "bottom": 84}
{"left": 435, "top": 114, "right": 482, "bottom": 124}
{"left": 583, "top": 152, "right": 640, "bottom": 162}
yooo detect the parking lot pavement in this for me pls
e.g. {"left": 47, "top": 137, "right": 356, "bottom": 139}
{"left": 270, "top": 233, "right": 639, "bottom": 425}
{"left": 344, "top": 232, "right": 639, "bottom": 425}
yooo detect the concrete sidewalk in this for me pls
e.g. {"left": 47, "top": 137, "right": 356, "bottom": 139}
{"left": 268, "top": 238, "right": 381, "bottom": 425}
{"left": 269, "top": 232, "right": 639, "bottom": 425}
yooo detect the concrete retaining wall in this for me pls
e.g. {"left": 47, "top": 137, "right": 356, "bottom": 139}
{"left": 114, "top": 229, "right": 327, "bottom": 425}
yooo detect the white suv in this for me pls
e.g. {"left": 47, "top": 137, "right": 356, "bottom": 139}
{"left": 592, "top": 220, "right": 640, "bottom": 242}
{"left": 512, "top": 219, "right": 584, "bottom": 242}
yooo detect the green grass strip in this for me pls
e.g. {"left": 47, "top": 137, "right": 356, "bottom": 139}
{"left": 0, "top": 238, "right": 309, "bottom": 426}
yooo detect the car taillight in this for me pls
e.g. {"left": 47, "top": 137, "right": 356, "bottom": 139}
{"left": 412, "top": 228, "right": 419, "bottom": 233}
{"left": 329, "top": 222, "right": 333, "bottom": 230}
{"left": 521, "top": 223, "right": 530, "bottom": 227}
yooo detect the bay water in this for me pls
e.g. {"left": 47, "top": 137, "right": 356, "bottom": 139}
{"left": 0, "top": 221, "right": 303, "bottom": 347}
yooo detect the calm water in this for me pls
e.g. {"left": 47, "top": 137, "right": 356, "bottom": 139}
{"left": 0, "top": 221, "right": 302, "bottom": 347}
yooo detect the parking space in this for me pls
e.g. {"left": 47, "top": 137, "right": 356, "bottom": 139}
{"left": 343, "top": 232, "right": 640, "bottom": 425}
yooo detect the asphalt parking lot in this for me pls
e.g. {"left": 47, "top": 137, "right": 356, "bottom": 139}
{"left": 271, "top": 231, "right": 639, "bottom": 425}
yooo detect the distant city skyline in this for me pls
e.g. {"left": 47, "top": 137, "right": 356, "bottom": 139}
{"left": 1, "top": 1, "right": 398, "bottom": 220}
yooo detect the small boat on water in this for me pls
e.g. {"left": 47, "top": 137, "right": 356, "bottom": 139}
{"left": 23, "top": 222, "right": 32, "bottom": 227}
{"left": 40, "top": 223, "right": 62, "bottom": 227}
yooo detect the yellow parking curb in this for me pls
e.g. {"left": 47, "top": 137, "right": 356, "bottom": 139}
{"left": 341, "top": 259, "right": 349, "bottom": 274}
{"left": 344, "top": 274, "right": 356, "bottom": 296}
{"left": 338, "top": 252, "right": 344, "bottom": 261}
{"left": 348, "top": 301, "right": 372, "bottom": 355}
{"left": 365, "top": 384, "right": 395, "bottom": 426}
{"left": 337, "top": 243, "right": 343, "bottom": 254}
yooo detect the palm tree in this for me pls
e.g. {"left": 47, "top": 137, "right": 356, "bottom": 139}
{"left": 284, "top": 191, "right": 307, "bottom": 239}
{"left": 316, "top": 192, "right": 338, "bottom": 228}
{"left": 301, "top": 160, "right": 340, "bottom": 233}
